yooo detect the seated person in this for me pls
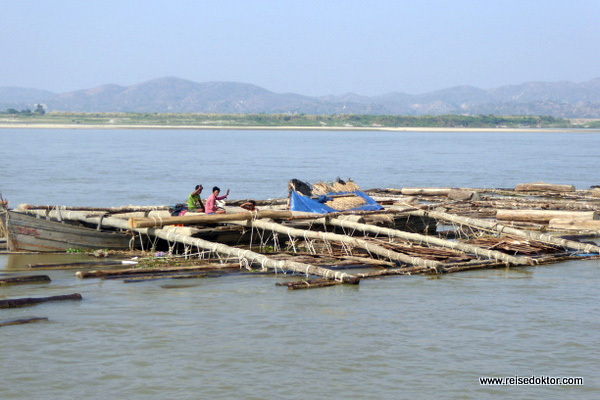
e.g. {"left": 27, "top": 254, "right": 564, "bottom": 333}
{"left": 205, "top": 186, "right": 230, "bottom": 214}
{"left": 187, "top": 184, "right": 205, "bottom": 213}
{"left": 240, "top": 200, "right": 258, "bottom": 212}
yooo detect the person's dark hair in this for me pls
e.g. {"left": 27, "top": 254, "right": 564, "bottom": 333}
{"left": 195, "top": 184, "right": 203, "bottom": 190}
{"left": 213, "top": 186, "right": 220, "bottom": 193}
{"left": 249, "top": 200, "right": 256, "bottom": 205}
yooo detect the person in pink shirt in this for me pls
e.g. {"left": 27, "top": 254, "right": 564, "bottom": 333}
{"left": 205, "top": 186, "right": 230, "bottom": 214}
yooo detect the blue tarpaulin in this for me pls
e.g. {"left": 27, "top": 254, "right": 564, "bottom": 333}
{"left": 290, "top": 190, "right": 383, "bottom": 214}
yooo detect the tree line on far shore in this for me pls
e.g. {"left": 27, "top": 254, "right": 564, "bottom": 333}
{"left": 2, "top": 110, "right": 598, "bottom": 128}
{"left": 2, "top": 104, "right": 45, "bottom": 115}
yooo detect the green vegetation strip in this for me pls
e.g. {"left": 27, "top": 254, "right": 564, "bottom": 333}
{"left": 1, "top": 111, "right": 596, "bottom": 128}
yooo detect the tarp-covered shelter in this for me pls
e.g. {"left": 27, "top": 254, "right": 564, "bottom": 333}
{"left": 288, "top": 178, "right": 383, "bottom": 214}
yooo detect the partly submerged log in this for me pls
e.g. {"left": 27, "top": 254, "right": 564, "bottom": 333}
{"left": 76, "top": 263, "right": 240, "bottom": 279}
{"left": 409, "top": 209, "right": 600, "bottom": 254}
{"left": 325, "top": 217, "right": 533, "bottom": 266}
{"left": 29, "top": 261, "right": 128, "bottom": 269}
{"left": 0, "top": 275, "right": 51, "bottom": 286}
{"left": 496, "top": 210, "right": 598, "bottom": 223}
{"left": 515, "top": 182, "right": 575, "bottom": 192}
{"left": 276, "top": 279, "right": 344, "bottom": 290}
{"left": 0, "top": 317, "right": 48, "bottom": 327}
{"left": 549, "top": 218, "right": 600, "bottom": 231}
{"left": 122, "top": 272, "right": 224, "bottom": 283}
{"left": 0, "top": 293, "right": 82, "bottom": 309}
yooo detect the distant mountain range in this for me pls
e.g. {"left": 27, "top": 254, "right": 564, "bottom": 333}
{"left": 2, "top": 77, "right": 600, "bottom": 118}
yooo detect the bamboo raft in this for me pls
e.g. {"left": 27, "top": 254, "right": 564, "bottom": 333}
{"left": 2, "top": 180, "right": 600, "bottom": 290}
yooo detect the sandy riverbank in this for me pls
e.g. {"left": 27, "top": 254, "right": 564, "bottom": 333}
{"left": 0, "top": 123, "right": 589, "bottom": 132}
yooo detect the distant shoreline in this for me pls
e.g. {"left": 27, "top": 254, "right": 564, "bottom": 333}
{"left": 0, "top": 123, "right": 592, "bottom": 133}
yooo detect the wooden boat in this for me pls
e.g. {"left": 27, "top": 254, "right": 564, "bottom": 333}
{"left": 0, "top": 208, "right": 133, "bottom": 252}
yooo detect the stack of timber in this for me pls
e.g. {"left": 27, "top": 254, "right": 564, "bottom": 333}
{"left": 2, "top": 179, "right": 600, "bottom": 289}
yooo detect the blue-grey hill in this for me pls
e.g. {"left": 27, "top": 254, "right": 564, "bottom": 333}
{"left": 1, "top": 77, "right": 599, "bottom": 117}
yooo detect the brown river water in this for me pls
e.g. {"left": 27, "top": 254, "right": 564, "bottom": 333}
{"left": 1, "top": 128, "right": 599, "bottom": 399}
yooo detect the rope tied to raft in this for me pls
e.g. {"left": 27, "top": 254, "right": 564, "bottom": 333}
{"left": 97, "top": 213, "right": 105, "bottom": 230}
{"left": 238, "top": 257, "right": 251, "bottom": 271}
{"left": 583, "top": 243, "right": 598, "bottom": 254}
{"left": 305, "top": 238, "right": 316, "bottom": 254}
{"left": 151, "top": 214, "right": 163, "bottom": 228}
{"left": 272, "top": 232, "right": 281, "bottom": 252}
{"left": 260, "top": 258, "right": 268, "bottom": 272}
{"left": 287, "top": 228, "right": 296, "bottom": 253}
{"left": 340, "top": 241, "right": 352, "bottom": 256}
{"left": 335, "top": 271, "right": 349, "bottom": 282}
{"left": 128, "top": 235, "right": 136, "bottom": 250}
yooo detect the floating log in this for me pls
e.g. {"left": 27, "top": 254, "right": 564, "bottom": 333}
{"left": 0, "top": 317, "right": 49, "bottom": 327}
{"left": 129, "top": 210, "right": 294, "bottom": 228}
{"left": 496, "top": 210, "right": 598, "bottom": 223}
{"left": 235, "top": 218, "right": 443, "bottom": 270}
{"left": 0, "top": 275, "right": 51, "bottom": 286}
{"left": 409, "top": 209, "right": 600, "bottom": 254}
{"left": 276, "top": 279, "right": 343, "bottom": 290}
{"left": 325, "top": 217, "right": 533, "bottom": 265}
{"left": 0, "top": 293, "right": 82, "bottom": 309}
{"left": 122, "top": 272, "right": 224, "bottom": 283}
{"left": 76, "top": 263, "right": 240, "bottom": 279}
{"left": 29, "top": 261, "right": 127, "bottom": 269}
{"left": 440, "top": 260, "right": 506, "bottom": 274}
{"left": 515, "top": 182, "right": 575, "bottom": 192}
{"left": 401, "top": 188, "right": 452, "bottom": 196}
{"left": 549, "top": 218, "right": 600, "bottom": 231}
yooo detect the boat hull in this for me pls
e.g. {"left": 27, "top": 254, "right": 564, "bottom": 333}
{"left": 1, "top": 210, "right": 132, "bottom": 252}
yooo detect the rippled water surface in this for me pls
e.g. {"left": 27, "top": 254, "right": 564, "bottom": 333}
{"left": 1, "top": 128, "right": 599, "bottom": 206}
{"left": 1, "top": 128, "right": 600, "bottom": 399}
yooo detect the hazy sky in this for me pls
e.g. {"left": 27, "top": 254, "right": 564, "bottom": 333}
{"left": 1, "top": 0, "right": 598, "bottom": 95}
